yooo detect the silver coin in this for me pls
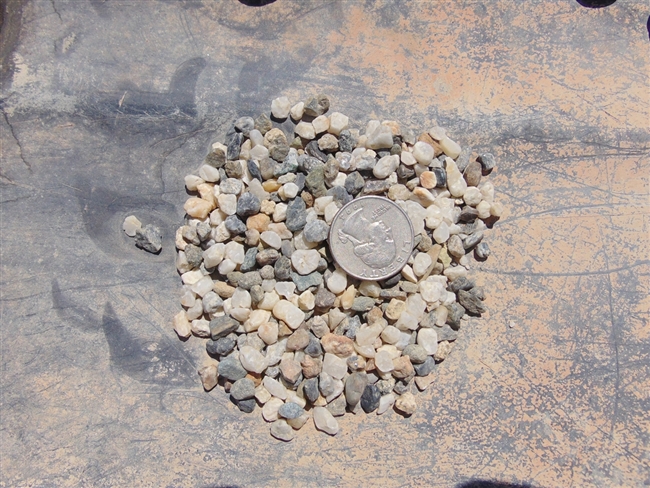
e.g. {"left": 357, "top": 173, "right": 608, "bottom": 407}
{"left": 328, "top": 196, "right": 414, "bottom": 281}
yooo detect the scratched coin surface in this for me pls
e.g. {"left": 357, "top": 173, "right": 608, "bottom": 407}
{"left": 328, "top": 196, "right": 414, "bottom": 281}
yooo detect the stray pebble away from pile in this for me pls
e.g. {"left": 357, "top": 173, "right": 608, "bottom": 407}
{"left": 123, "top": 215, "right": 162, "bottom": 253}
{"left": 173, "top": 94, "right": 502, "bottom": 440}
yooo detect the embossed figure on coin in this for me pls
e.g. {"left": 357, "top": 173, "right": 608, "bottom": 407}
{"left": 329, "top": 196, "right": 414, "bottom": 281}
{"left": 337, "top": 207, "right": 395, "bottom": 268}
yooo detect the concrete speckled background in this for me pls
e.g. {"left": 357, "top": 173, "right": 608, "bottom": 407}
{"left": 1, "top": 0, "right": 649, "bottom": 486}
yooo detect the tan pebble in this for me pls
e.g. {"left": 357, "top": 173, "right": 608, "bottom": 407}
{"left": 213, "top": 281, "right": 235, "bottom": 298}
{"left": 175, "top": 227, "right": 187, "bottom": 251}
{"left": 172, "top": 311, "right": 192, "bottom": 339}
{"left": 262, "top": 180, "right": 281, "bottom": 192}
{"left": 411, "top": 187, "right": 436, "bottom": 207}
{"left": 321, "top": 333, "right": 355, "bottom": 357}
{"left": 385, "top": 299, "right": 406, "bottom": 321}
{"left": 382, "top": 120, "right": 400, "bottom": 136}
{"left": 340, "top": 286, "right": 356, "bottom": 310}
{"left": 260, "top": 199, "right": 275, "bottom": 215}
{"left": 198, "top": 361, "right": 219, "bottom": 391}
{"left": 184, "top": 197, "right": 213, "bottom": 219}
{"left": 394, "top": 392, "right": 417, "bottom": 415}
{"left": 391, "top": 356, "right": 414, "bottom": 380}
{"left": 246, "top": 372, "right": 263, "bottom": 387}
{"left": 197, "top": 183, "right": 217, "bottom": 207}
{"left": 301, "top": 191, "right": 314, "bottom": 207}
{"left": 419, "top": 171, "right": 437, "bottom": 189}
{"left": 301, "top": 355, "right": 322, "bottom": 378}
{"left": 367, "top": 307, "right": 384, "bottom": 326}
{"left": 246, "top": 213, "right": 270, "bottom": 232}
{"left": 415, "top": 373, "right": 436, "bottom": 391}
{"left": 245, "top": 229, "right": 260, "bottom": 247}
{"left": 434, "top": 340, "right": 453, "bottom": 361}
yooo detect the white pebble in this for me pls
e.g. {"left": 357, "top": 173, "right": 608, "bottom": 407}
{"left": 373, "top": 155, "right": 400, "bottom": 179}
{"left": 327, "top": 267, "right": 347, "bottom": 294}
{"left": 313, "top": 407, "right": 339, "bottom": 435}
{"left": 290, "top": 101, "right": 304, "bottom": 120}
{"left": 328, "top": 112, "right": 349, "bottom": 136}
{"left": 273, "top": 203, "right": 288, "bottom": 222}
{"left": 374, "top": 350, "right": 395, "bottom": 373}
{"left": 275, "top": 281, "right": 296, "bottom": 298}
{"left": 380, "top": 326, "right": 401, "bottom": 344}
{"left": 217, "top": 258, "right": 236, "bottom": 275}
{"left": 191, "top": 276, "right": 214, "bottom": 297}
{"left": 122, "top": 215, "right": 141, "bottom": 237}
{"left": 231, "top": 288, "right": 251, "bottom": 309}
{"left": 412, "top": 253, "right": 432, "bottom": 277}
{"left": 260, "top": 230, "right": 282, "bottom": 249}
{"left": 249, "top": 129, "right": 264, "bottom": 147}
{"left": 417, "top": 328, "right": 438, "bottom": 355}
{"left": 262, "top": 397, "right": 285, "bottom": 421}
{"left": 281, "top": 182, "right": 299, "bottom": 200}
{"left": 239, "top": 345, "right": 268, "bottom": 374}
{"left": 377, "top": 394, "right": 396, "bottom": 415}
{"left": 412, "top": 141, "right": 434, "bottom": 165}
{"left": 295, "top": 121, "right": 315, "bottom": 140}
{"left": 463, "top": 187, "right": 482, "bottom": 206}
{"left": 324, "top": 202, "right": 339, "bottom": 224}
{"left": 432, "top": 221, "right": 450, "bottom": 244}
{"left": 312, "top": 115, "right": 330, "bottom": 134}
{"left": 272, "top": 300, "right": 305, "bottom": 329}
{"left": 322, "top": 353, "right": 347, "bottom": 379}
{"left": 291, "top": 249, "right": 320, "bottom": 275}
{"left": 218, "top": 193, "right": 237, "bottom": 215}
{"left": 249, "top": 145, "right": 269, "bottom": 160}
{"left": 202, "top": 243, "right": 225, "bottom": 268}
{"left": 224, "top": 241, "right": 245, "bottom": 264}
{"left": 271, "top": 96, "right": 291, "bottom": 119}
{"left": 199, "top": 165, "right": 220, "bottom": 183}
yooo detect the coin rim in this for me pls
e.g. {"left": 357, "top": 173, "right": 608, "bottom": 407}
{"left": 328, "top": 195, "right": 415, "bottom": 281}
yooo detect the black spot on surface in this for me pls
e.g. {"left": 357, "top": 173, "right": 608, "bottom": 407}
{"left": 456, "top": 481, "right": 534, "bottom": 488}
{"left": 101, "top": 303, "right": 196, "bottom": 387}
{"left": 575, "top": 0, "right": 617, "bottom": 7}
{"left": 238, "top": 0, "right": 275, "bottom": 6}
{"left": 85, "top": 57, "right": 206, "bottom": 118}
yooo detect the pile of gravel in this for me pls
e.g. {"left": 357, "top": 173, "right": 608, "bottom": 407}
{"left": 173, "top": 95, "right": 502, "bottom": 440}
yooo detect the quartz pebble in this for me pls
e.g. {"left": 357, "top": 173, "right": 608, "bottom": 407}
{"left": 174, "top": 95, "right": 502, "bottom": 440}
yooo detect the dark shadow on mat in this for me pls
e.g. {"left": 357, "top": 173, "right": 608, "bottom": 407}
{"left": 238, "top": 0, "right": 276, "bottom": 6}
{"left": 575, "top": 0, "right": 616, "bottom": 7}
{"left": 456, "top": 481, "right": 535, "bottom": 488}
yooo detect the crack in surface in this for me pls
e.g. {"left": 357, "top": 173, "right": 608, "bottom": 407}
{"left": 2, "top": 109, "right": 32, "bottom": 173}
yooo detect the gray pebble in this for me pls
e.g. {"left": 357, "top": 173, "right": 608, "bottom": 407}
{"left": 274, "top": 256, "right": 292, "bottom": 280}
{"left": 278, "top": 402, "right": 305, "bottom": 420}
{"left": 396, "top": 164, "right": 415, "bottom": 180}
{"left": 234, "top": 116, "right": 255, "bottom": 136}
{"left": 393, "top": 379, "right": 412, "bottom": 396}
{"left": 469, "top": 286, "right": 485, "bottom": 301}
{"left": 477, "top": 153, "right": 496, "bottom": 173}
{"left": 317, "top": 258, "right": 328, "bottom": 273}
{"left": 270, "top": 144, "right": 290, "bottom": 163}
{"left": 414, "top": 356, "right": 436, "bottom": 376}
{"left": 270, "top": 420, "right": 294, "bottom": 441}
{"left": 432, "top": 167, "right": 447, "bottom": 188}
{"left": 327, "top": 395, "right": 347, "bottom": 417}
{"left": 237, "top": 192, "right": 261, "bottom": 218}
{"left": 265, "top": 366, "right": 280, "bottom": 378}
{"left": 351, "top": 297, "right": 375, "bottom": 312}
{"left": 363, "top": 179, "right": 391, "bottom": 195}
{"left": 303, "top": 220, "right": 330, "bottom": 243}
{"left": 256, "top": 248, "right": 280, "bottom": 266}
{"left": 475, "top": 242, "right": 490, "bottom": 260}
{"left": 344, "top": 171, "right": 364, "bottom": 195}
{"left": 230, "top": 378, "right": 256, "bottom": 401}
{"left": 436, "top": 324, "right": 459, "bottom": 342}
{"left": 209, "top": 315, "right": 239, "bottom": 339}
{"left": 324, "top": 156, "right": 339, "bottom": 183}
{"left": 402, "top": 344, "right": 428, "bottom": 364}
{"left": 343, "top": 315, "right": 361, "bottom": 340}
{"left": 225, "top": 160, "right": 244, "bottom": 179}
{"left": 345, "top": 372, "right": 368, "bottom": 406}
{"left": 227, "top": 132, "right": 244, "bottom": 160}
{"left": 224, "top": 215, "right": 247, "bottom": 235}
{"left": 250, "top": 284, "right": 264, "bottom": 305}
{"left": 390, "top": 143, "right": 402, "bottom": 156}
{"left": 294, "top": 173, "right": 306, "bottom": 193}
{"left": 197, "top": 222, "right": 211, "bottom": 242}
{"left": 220, "top": 178, "right": 244, "bottom": 195}
{"left": 305, "top": 165, "right": 327, "bottom": 198}
{"left": 304, "top": 333, "right": 323, "bottom": 357}
{"left": 218, "top": 356, "right": 248, "bottom": 382}
{"left": 134, "top": 225, "right": 162, "bottom": 253}
{"left": 285, "top": 197, "right": 307, "bottom": 232}
{"left": 280, "top": 240, "right": 293, "bottom": 258}
{"left": 303, "top": 378, "right": 320, "bottom": 403}
{"left": 338, "top": 129, "right": 357, "bottom": 153}
{"left": 206, "top": 336, "right": 236, "bottom": 356}
{"left": 458, "top": 290, "right": 486, "bottom": 316}
{"left": 449, "top": 277, "right": 475, "bottom": 293}
{"left": 202, "top": 291, "right": 223, "bottom": 314}
{"left": 184, "top": 244, "right": 203, "bottom": 268}
{"left": 360, "top": 384, "right": 381, "bottom": 413}
{"left": 303, "top": 94, "right": 330, "bottom": 117}
{"left": 260, "top": 265, "right": 275, "bottom": 280}
{"left": 445, "top": 302, "right": 465, "bottom": 330}
{"left": 463, "top": 231, "right": 484, "bottom": 250}
{"left": 260, "top": 157, "right": 277, "bottom": 180}
{"left": 459, "top": 206, "right": 479, "bottom": 223}
{"left": 327, "top": 186, "right": 352, "bottom": 206}
{"left": 247, "top": 160, "right": 263, "bottom": 181}
{"left": 305, "top": 140, "right": 328, "bottom": 162}
{"left": 355, "top": 156, "right": 376, "bottom": 171}
{"left": 291, "top": 271, "right": 323, "bottom": 292}
{"left": 298, "top": 155, "right": 324, "bottom": 174}
{"left": 238, "top": 271, "right": 262, "bottom": 290}
{"left": 455, "top": 146, "right": 472, "bottom": 172}
{"left": 314, "top": 287, "right": 336, "bottom": 309}
{"left": 274, "top": 151, "right": 299, "bottom": 177}
{"left": 254, "top": 113, "right": 272, "bottom": 135}
{"left": 376, "top": 378, "right": 395, "bottom": 395}
{"left": 226, "top": 271, "right": 243, "bottom": 287}
{"left": 240, "top": 247, "right": 259, "bottom": 272}
{"left": 237, "top": 398, "right": 256, "bottom": 413}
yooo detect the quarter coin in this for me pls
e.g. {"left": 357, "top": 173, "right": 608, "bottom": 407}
{"left": 328, "top": 196, "right": 414, "bottom": 281}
